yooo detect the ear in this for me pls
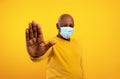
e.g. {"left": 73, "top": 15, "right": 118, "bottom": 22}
{"left": 56, "top": 23, "right": 59, "bottom": 30}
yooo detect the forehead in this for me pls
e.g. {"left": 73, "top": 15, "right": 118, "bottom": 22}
{"left": 59, "top": 16, "right": 74, "bottom": 25}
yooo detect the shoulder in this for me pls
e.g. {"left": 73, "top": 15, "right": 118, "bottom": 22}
{"left": 71, "top": 38, "right": 83, "bottom": 48}
{"left": 71, "top": 38, "right": 79, "bottom": 43}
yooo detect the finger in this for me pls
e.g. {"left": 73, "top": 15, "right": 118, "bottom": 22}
{"left": 29, "top": 23, "right": 34, "bottom": 39}
{"left": 32, "top": 21, "right": 37, "bottom": 38}
{"left": 36, "top": 24, "right": 44, "bottom": 43}
{"left": 25, "top": 28, "right": 29, "bottom": 41}
{"left": 45, "top": 40, "right": 56, "bottom": 51}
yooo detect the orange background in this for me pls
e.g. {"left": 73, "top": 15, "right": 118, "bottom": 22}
{"left": 0, "top": 0, "right": 120, "bottom": 79}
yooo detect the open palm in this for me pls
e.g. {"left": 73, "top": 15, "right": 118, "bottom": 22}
{"left": 25, "top": 21, "right": 56, "bottom": 58}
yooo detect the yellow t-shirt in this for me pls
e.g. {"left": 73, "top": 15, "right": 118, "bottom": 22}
{"left": 31, "top": 37, "right": 83, "bottom": 79}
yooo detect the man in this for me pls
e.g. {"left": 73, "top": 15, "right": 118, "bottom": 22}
{"left": 25, "top": 14, "right": 84, "bottom": 79}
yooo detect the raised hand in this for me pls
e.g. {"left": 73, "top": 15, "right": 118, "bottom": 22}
{"left": 25, "top": 21, "right": 56, "bottom": 58}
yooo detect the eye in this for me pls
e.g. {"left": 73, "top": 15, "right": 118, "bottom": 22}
{"left": 70, "top": 24, "right": 74, "bottom": 27}
{"left": 61, "top": 24, "right": 67, "bottom": 27}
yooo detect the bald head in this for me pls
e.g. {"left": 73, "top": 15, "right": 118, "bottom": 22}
{"left": 58, "top": 14, "right": 74, "bottom": 23}
{"left": 57, "top": 14, "right": 74, "bottom": 28}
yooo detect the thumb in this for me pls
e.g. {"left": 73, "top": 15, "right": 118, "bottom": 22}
{"left": 45, "top": 40, "right": 56, "bottom": 50}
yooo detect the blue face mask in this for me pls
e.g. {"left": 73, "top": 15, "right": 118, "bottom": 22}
{"left": 60, "top": 27, "right": 74, "bottom": 39}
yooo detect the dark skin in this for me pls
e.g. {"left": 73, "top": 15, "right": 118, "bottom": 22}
{"left": 57, "top": 14, "right": 74, "bottom": 41}
{"left": 25, "top": 14, "right": 74, "bottom": 58}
